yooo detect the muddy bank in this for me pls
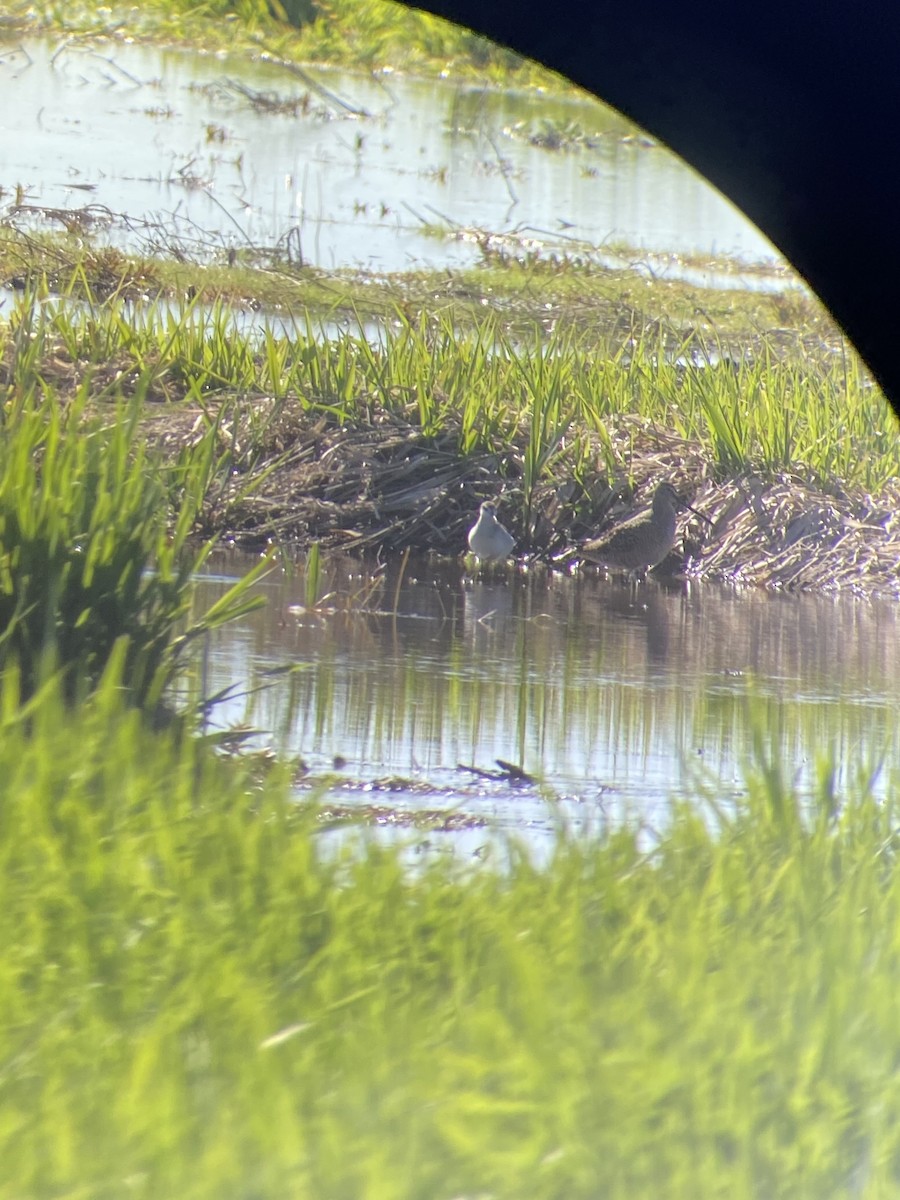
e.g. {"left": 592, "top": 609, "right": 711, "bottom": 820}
{"left": 144, "top": 400, "right": 900, "bottom": 597}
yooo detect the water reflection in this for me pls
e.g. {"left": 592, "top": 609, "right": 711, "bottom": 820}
{"left": 193, "top": 552, "right": 899, "bottom": 850}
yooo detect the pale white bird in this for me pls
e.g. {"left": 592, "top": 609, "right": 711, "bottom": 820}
{"left": 467, "top": 501, "right": 515, "bottom": 563}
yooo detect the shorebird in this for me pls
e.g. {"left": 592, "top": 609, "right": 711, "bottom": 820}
{"left": 467, "top": 501, "right": 515, "bottom": 563}
{"left": 580, "top": 481, "right": 708, "bottom": 575}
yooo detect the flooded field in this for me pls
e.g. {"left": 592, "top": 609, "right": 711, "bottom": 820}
{"left": 2, "top": 27, "right": 895, "bottom": 849}
{"left": 195, "top": 551, "right": 899, "bottom": 855}
{"left": 0, "top": 34, "right": 787, "bottom": 280}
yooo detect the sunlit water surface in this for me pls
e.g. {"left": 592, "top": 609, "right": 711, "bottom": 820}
{"left": 0, "top": 35, "right": 786, "bottom": 281}
{"left": 193, "top": 552, "right": 899, "bottom": 857}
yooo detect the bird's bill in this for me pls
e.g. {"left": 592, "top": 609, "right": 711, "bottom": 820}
{"left": 680, "top": 499, "right": 712, "bottom": 524}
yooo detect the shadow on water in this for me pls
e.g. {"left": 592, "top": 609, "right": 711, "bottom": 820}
{"left": 192, "top": 550, "right": 900, "bottom": 858}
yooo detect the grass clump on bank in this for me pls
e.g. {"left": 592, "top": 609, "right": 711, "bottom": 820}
{"left": 4, "top": 279, "right": 898, "bottom": 592}
{"left": 0, "top": 229, "right": 797, "bottom": 341}
{"left": 1, "top": 673, "right": 899, "bottom": 1198}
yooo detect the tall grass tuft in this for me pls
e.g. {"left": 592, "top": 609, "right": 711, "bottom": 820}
{"left": 9, "top": 287, "right": 895, "bottom": 495}
{"left": 0, "top": 387, "right": 268, "bottom": 710}
{"left": 514, "top": 328, "right": 577, "bottom": 537}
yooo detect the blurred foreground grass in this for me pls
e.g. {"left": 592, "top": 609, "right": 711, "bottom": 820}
{"left": 0, "top": 672, "right": 897, "bottom": 1198}
{"left": 1, "top": 4, "right": 898, "bottom": 1196}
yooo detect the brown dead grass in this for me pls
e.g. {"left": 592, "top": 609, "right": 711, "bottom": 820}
{"left": 140, "top": 397, "right": 900, "bottom": 597}
{"left": 688, "top": 474, "right": 900, "bottom": 596}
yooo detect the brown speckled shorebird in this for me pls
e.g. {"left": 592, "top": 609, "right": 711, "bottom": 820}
{"left": 467, "top": 501, "right": 516, "bottom": 563}
{"left": 581, "top": 481, "right": 708, "bottom": 574}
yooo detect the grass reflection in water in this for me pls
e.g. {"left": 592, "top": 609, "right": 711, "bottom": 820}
{"left": 196, "top": 551, "right": 898, "bottom": 843}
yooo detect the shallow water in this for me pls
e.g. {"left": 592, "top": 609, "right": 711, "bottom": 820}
{"left": 194, "top": 551, "right": 900, "bottom": 856}
{"left": 0, "top": 34, "right": 788, "bottom": 281}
